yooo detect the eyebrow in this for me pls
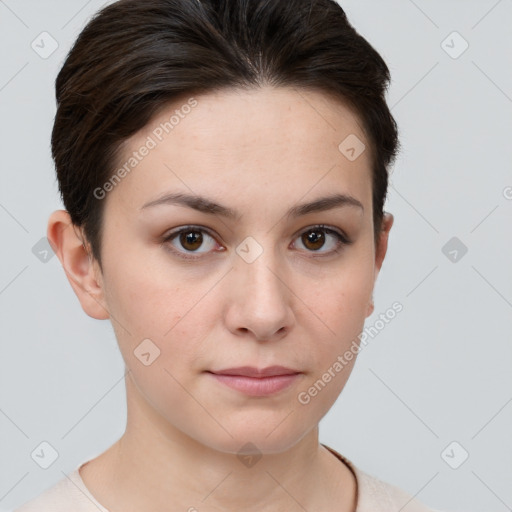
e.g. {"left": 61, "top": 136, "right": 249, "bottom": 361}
{"left": 140, "top": 192, "right": 364, "bottom": 220}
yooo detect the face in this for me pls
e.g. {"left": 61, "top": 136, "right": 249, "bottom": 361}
{"left": 58, "top": 86, "right": 392, "bottom": 455}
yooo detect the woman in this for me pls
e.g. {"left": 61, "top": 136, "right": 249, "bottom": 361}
{"left": 15, "top": 0, "right": 444, "bottom": 510}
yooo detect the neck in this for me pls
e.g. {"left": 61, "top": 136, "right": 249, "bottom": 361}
{"left": 79, "top": 372, "right": 356, "bottom": 512}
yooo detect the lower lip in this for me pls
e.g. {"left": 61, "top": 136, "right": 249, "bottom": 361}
{"left": 208, "top": 372, "right": 300, "bottom": 396}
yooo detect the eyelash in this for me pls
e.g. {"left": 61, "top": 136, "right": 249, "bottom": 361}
{"left": 161, "top": 224, "right": 352, "bottom": 261}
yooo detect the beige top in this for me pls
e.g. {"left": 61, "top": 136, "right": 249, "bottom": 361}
{"left": 14, "top": 444, "right": 443, "bottom": 512}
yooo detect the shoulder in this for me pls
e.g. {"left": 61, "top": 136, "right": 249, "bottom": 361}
{"left": 355, "top": 469, "right": 443, "bottom": 512}
{"left": 13, "top": 465, "right": 107, "bottom": 512}
{"left": 322, "top": 444, "right": 445, "bottom": 512}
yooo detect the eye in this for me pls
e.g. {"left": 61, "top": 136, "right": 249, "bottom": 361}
{"left": 162, "top": 226, "right": 221, "bottom": 260}
{"left": 292, "top": 225, "right": 351, "bottom": 256}
{"left": 161, "top": 224, "right": 351, "bottom": 261}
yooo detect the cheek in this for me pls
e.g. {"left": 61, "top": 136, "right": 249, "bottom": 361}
{"left": 316, "top": 263, "right": 374, "bottom": 329}
{"left": 103, "top": 258, "right": 216, "bottom": 375}
{"left": 101, "top": 235, "right": 191, "bottom": 328}
{"left": 105, "top": 275, "right": 176, "bottom": 337}
{"left": 305, "top": 261, "right": 374, "bottom": 374}
{"left": 295, "top": 277, "right": 368, "bottom": 413}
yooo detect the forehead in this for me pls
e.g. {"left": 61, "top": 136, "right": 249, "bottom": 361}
{"left": 109, "top": 86, "right": 372, "bottom": 215}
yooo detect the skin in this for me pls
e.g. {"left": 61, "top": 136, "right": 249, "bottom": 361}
{"left": 48, "top": 86, "right": 393, "bottom": 512}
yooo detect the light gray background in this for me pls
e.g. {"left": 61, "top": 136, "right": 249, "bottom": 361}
{"left": 1, "top": 1, "right": 511, "bottom": 511}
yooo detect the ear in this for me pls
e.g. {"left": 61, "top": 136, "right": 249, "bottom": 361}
{"left": 366, "top": 212, "right": 394, "bottom": 317}
{"left": 47, "top": 210, "right": 110, "bottom": 320}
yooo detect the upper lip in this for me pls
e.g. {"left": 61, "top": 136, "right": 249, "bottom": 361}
{"left": 209, "top": 366, "right": 300, "bottom": 378}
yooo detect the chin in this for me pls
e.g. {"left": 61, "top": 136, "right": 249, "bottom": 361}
{"left": 187, "top": 418, "right": 315, "bottom": 457}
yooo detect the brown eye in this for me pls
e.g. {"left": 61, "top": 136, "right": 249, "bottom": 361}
{"left": 163, "top": 226, "right": 218, "bottom": 259}
{"left": 162, "top": 224, "right": 350, "bottom": 261}
{"left": 294, "top": 226, "right": 349, "bottom": 256}
{"left": 302, "top": 229, "right": 326, "bottom": 251}
{"left": 179, "top": 230, "right": 203, "bottom": 251}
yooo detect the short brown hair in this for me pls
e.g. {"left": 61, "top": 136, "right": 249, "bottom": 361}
{"left": 52, "top": 0, "right": 399, "bottom": 269}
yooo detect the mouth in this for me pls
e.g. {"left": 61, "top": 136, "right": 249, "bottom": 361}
{"left": 206, "top": 366, "right": 302, "bottom": 396}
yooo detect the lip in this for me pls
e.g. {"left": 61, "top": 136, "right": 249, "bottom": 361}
{"left": 211, "top": 366, "right": 300, "bottom": 378}
{"left": 207, "top": 366, "right": 302, "bottom": 396}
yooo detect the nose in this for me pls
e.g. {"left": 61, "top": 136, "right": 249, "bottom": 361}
{"left": 224, "top": 247, "right": 294, "bottom": 342}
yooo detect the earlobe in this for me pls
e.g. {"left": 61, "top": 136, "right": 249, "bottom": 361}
{"left": 47, "top": 210, "right": 110, "bottom": 320}
{"left": 366, "top": 299, "right": 374, "bottom": 317}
